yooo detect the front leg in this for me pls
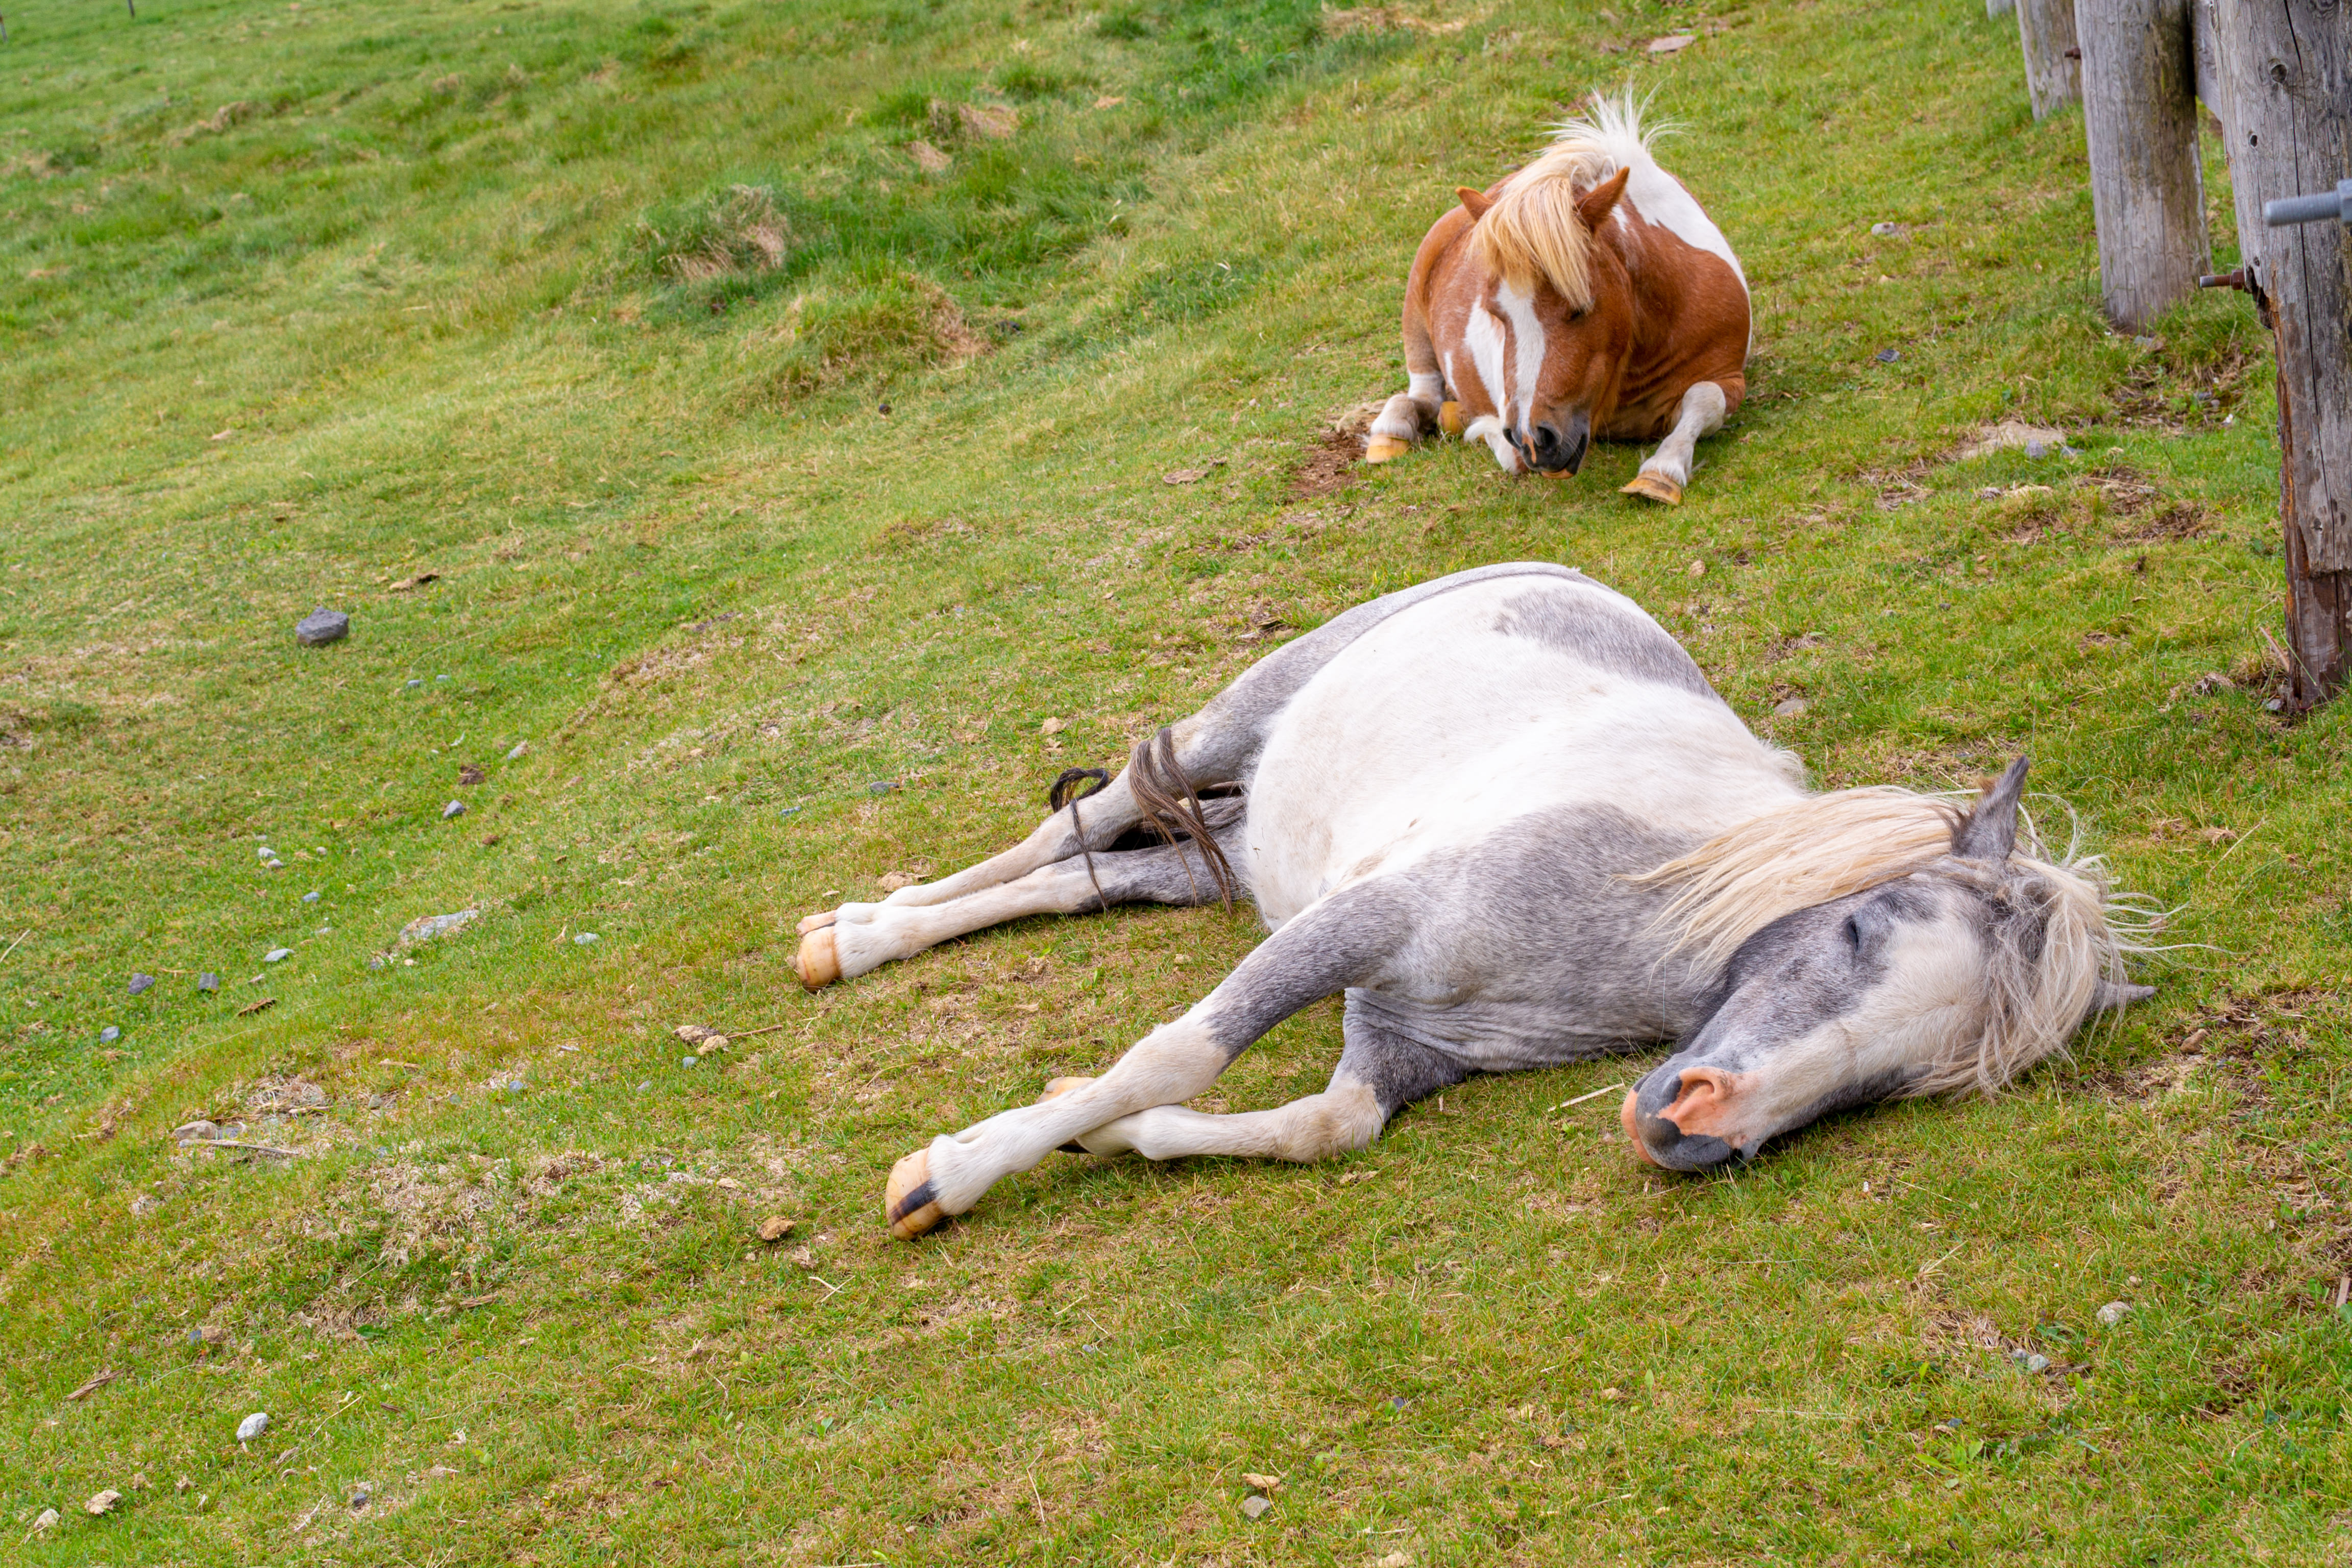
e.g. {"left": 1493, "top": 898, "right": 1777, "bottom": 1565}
{"left": 1620, "top": 380, "right": 1730, "bottom": 506}
{"left": 1365, "top": 372, "right": 1445, "bottom": 463}
{"left": 884, "top": 877, "right": 1415, "bottom": 1238}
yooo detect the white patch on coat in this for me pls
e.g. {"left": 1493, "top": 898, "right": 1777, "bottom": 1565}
{"left": 1460, "top": 414, "right": 1520, "bottom": 472}
{"left": 1408, "top": 371, "right": 1443, "bottom": 402}
{"left": 1493, "top": 280, "right": 1547, "bottom": 433}
{"left": 1621, "top": 161, "right": 1748, "bottom": 296}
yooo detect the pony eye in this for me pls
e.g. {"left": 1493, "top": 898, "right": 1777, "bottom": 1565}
{"left": 1843, "top": 915, "right": 1864, "bottom": 951}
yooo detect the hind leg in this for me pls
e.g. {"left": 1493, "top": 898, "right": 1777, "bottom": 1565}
{"left": 796, "top": 828, "right": 1241, "bottom": 990}
{"left": 1621, "top": 381, "right": 1729, "bottom": 506}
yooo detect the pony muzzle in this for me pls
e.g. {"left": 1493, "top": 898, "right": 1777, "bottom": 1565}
{"left": 1622, "top": 1063, "right": 1748, "bottom": 1170}
{"left": 1526, "top": 412, "right": 1589, "bottom": 476}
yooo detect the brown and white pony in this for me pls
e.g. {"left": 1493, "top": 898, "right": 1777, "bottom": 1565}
{"left": 1365, "top": 92, "right": 1751, "bottom": 504}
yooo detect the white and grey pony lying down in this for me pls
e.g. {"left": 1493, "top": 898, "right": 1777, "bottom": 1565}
{"left": 789, "top": 565, "right": 2152, "bottom": 1240}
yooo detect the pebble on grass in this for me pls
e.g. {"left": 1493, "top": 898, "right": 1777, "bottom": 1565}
{"left": 867, "top": 780, "right": 898, "bottom": 795}
{"left": 442, "top": 800, "right": 467, "bottom": 820}
{"left": 99, "top": 1025, "right": 120, "bottom": 1044}
{"left": 129, "top": 973, "right": 156, "bottom": 994}
{"left": 197, "top": 973, "right": 219, "bottom": 993}
{"left": 1240, "top": 1495, "right": 1273, "bottom": 1521}
{"left": 236, "top": 1412, "right": 270, "bottom": 1443}
{"left": 86, "top": 1489, "right": 122, "bottom": 1516}
{"left": 32, "top": 1508, "right": 58, "bottom": 1532}
{"left": 506, "top": 741, "right": 528, "bottom": 761}
{"left": 264, "top": 948, "right": 292, "bottom": 963}
{"left": 295, "top": 608, "right": 349, "bottom": 646}
{"left": 304, "top": 890, "right": 322, "bottom": 902}
{"left": 2096, "top": 1301, "right": 2133, "bottom": 1327}
{"left": 573, "top": 932, "right": 600, "bottom": 945}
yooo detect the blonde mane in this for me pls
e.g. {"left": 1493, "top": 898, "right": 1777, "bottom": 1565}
{"left": 1628, "top": 787, "right": 2149, "bottom": 1098}
{"left": 1474, "top": 87, "right": 1671, "bottom": 310}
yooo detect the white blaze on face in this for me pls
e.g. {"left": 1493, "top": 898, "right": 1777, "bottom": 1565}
{"left": 1463, "top": 300, "right": 1510, "bottom": 424}
{"left": 1459, "top": 304, "right": 1521, "bottom": 471}
{"left": 1493, "top": 280, "right": 1547, "bottom": 434}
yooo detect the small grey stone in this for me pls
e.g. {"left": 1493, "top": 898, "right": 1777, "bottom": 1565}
{"left": 1241, "top": 1495, "right": 1272, "bottom": 1521}
{"left": 779, "top": 806, "right": 801, "bottom": 818}
{"left": 2096, "top": 1301, "right": 2133, "bottom": 1327}
{"left": 507, "top": 1079, "right": 525, "bottom": 1092}
{"left": 2025, "top": 1353, "right": 2051, "bottom": 1374}
{"left": 506, "top": 741, "right": 528, "bottom": 761}
{"left": 349, "top": 1484, "right": 372, "bottom": 1510}
{"left": 573, "top": 932, "right": 599, "bottom": 945}
{"left": 129, "top": 973, "right": 156, "bottom": 994}
{"left": 32, "top": 1508, "right": 58, "bottom": 1532}
{"left": 405, "top": 678, "right": 424, "bottom": 690}
{"left": 258, "top": 845, "right": 276, "bottom": 861}
{"left": 637, "top": 1081, "right": 654, "bottom": 1092}
{"left": 264, "top": 948, "right": 292, "bottom": 963}
{"left": 1874, "top": 348, "right": 1900, "bottom": 363}
{"left": 397, "top": 909, "right": 478, "bottom": 947}
{"left": 174, "top": 1120, "right": 219, "bottom": 1143}
{"left": 100, "top": 1025, "right": 120, "bottom": 1043}
{"left": 682, "top": 1056, "right": 699, "bottom": 1068}
{"left": 303, "top": 890, "right": 321, "bottom": 903}
{"left": 2265, "top": 698, "right": 2286, "bottom": 713}
{"left": 197, "top": 973, "right": 219, "bottom": 992}
{"left": 867, "top": 780, "right": 898, "bottom": 795}
{"left": 295, "top": 608, "right": 349, "bottom": 646}
{"left": 441, "top": 799, "right": 467, "bottom": 820}
{"left": 236, "top": 1411, "right": 270, "bottom": 1442}
{"left": 436, "top": 674, "right": 451, "bottom": 682}
{"left": 1870, "top": 220, "right": 1900, "bottom": 236}
{"left": 2024, "top": 440, "right": 2048, "bottom": 459}
{"left": 368, "top": 954, "right": 387, "bottom": 970}
{"left": 1772, "top": 697, "right": 1809, "bottom": 718}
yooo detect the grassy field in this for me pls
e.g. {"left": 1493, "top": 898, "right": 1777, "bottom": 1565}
{"left": 4, "top": 0, "right": 2349, "bottom": 1559}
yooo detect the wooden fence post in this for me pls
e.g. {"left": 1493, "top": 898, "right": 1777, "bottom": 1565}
{"left": 2211, "top": 0, "right": 2352, "bottom": 706}
{"left": 2019, "top": 0, "right": 2082, "bottom": 117}
{"left": 2077, "top": 0, "right": 2212, "bottom": 331}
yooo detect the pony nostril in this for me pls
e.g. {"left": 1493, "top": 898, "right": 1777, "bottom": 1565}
{"left": 1531, "top": 424, "right": 1559, "bottom": 453}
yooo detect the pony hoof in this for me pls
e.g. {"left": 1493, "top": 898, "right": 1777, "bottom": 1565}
{"left": 1364, "top": 434, "right": 1411, "bottom": 464}
{"left": 1038, "top": 1076, "right": 1095, "bottom": 1101}
{"left": 795, "top": 910, "right": 837, "bottom": 936}
{"left": 1438, "top": 400, "right": 1464, "bottom": 437}
{"left": 885, "top": 1148, "right": 945, "bottom": 1241}
{"left": 1620, "top": 472, "right": 1684, "bottom": 505}
{"left": 794, "top": 926, "right": 840, "bottom": 991}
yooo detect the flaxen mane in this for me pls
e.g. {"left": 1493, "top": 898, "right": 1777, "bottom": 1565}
{"left": 1630, "top": 787, "right": 2148, "bottom": 1098}
{"left": 1473, "top": 88, "right": 1670, "bottom": 309}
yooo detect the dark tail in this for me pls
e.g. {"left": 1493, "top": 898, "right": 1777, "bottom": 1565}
{"left": 1126, "top": 726, "right": 1243, "bottom": 911}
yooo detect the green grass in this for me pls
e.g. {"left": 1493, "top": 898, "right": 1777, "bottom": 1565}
{"left": 4, "top": 0, "right": 2349, "bottom": 1560}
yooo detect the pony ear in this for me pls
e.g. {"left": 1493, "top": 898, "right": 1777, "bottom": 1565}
{"left": 1456, "top": 185, "right": 1495, "bottom": 220}
{"left": 2090, "top": 978, "right": 2157, "bottom": 1012}
{"left": 1951, "top": 755, "right": 2030, "bottom": 862}
{"left": 1575, "top": 167, "right": 1631, "bottom": 232}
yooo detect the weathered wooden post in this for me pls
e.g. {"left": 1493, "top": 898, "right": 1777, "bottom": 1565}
{"left": 2019, "top": 0, "right": 2083, "bottom": 117}
{"left": 2076, "top": 0, "right": 2212, "bottom": 331}
{"left": 2209, "top": 0, "right": 2352, "bottom": 706}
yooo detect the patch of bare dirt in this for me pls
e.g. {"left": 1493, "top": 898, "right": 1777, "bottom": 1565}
{"left": 1288, "top": 422, "right": 1368, "bottom": 502}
